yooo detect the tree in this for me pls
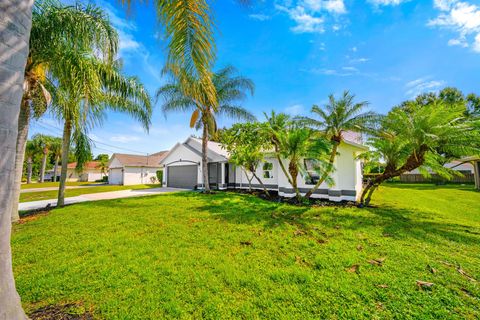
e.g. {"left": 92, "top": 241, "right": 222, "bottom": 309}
{"left": 31, "top": 134, "right": 54, "bottom": 183}
{"left": 359, "top": 100, "right": 480, "bottom": 206}
{"left": 157, "top": 65, "right": 255, "bottom": 192}
{"left": 49, "top": 137, "right": 62, "bottom": 182}
{"left": 265, "top": 112, "right": 331, "bottom": 201}
{"left": 94, "top": 154, "right": 110, "bottom": 162}
{"left": 24, "top": 140, "right": 38, "bottom": 184}
{"left": 298, "top": 91, "right": 376, "bottom": 199}
{"left": 220, "top": 122, "right": 271, "bottom": 196}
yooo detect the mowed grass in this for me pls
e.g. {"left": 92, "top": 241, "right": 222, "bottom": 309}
{"left": 20, "top": 184, "right": 162, "bottom": 202}
{"left": 12, "top": 184, "right": 480, "bottom": 319}
{"left": 21, "top": 181, "right": 95, "bottom": 189}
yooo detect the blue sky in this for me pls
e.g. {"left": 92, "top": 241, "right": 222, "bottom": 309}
{"left": 31, "top": 0, "right": 480, "bottom": 156}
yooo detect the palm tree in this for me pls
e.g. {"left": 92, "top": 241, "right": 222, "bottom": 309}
{"left": 31, "top": 134, "right": 54, "bottom": 183}
{"left": 156, "top": 65, "right": 255, "bottom": 192}
{"left": 299, "top": 91, "right": 376, "bottom": 199}
{"left": 24, "top": 140, "right": 38, "bottom": 185}
{"left": 50, "top": 137, "right": 62, "bottom": 182}
{"left": 359, "top": 100, "right": 480, "bottom": 206}
{"left": 265, "top": 112, "right": 331, "bottom": 201}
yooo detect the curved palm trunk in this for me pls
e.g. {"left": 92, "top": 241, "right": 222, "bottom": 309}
{"left": 202, "top": 121, "right": 210, "bottom": 193}
{"left": 305, "top": 140, "right": 339, "bottom": 199}
{"left": 0, "top": 0, "right": 33, "bottom": 318}
{"left": 11, "top": 99, "right": 30, "bottom": 222}
{"left": 57, "top": 120, "right": 72, "bottom": 207}
{"left": 39, "top": 149, "right": 47, "bottom": 183}
{"left": 288, "top": 161, "right": 302, "bottom": 201}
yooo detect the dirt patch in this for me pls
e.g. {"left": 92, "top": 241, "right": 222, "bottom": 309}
{"left": 29, "top": 303, "right": 93, "bottom": 320}
{"left": 18, "top": 209, "right": 51, "bottom": 223}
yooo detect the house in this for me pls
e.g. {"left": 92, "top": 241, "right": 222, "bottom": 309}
{"left": 160, "top": 137, "right": 367, "bottom": 202}
{"left": 67, "top": 161, "right": 105, "bottom": 182}
{"left": 400, "top": 160, "right": 476, "bottom": 183}
{"left": 108, "top": 151, "right": 168, "bottom": 185}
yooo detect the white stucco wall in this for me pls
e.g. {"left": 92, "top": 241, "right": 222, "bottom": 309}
{"left": 109, "top": 168, "right": 123, "bottom": 185}
{"left": 123, "top": 166, "right": 161, "bottom": 185}
{"left": 67, "top": 168, "right": 104, "bottom": 182}
{"left": 161, "top": 143, "right": 203, "bottom": 185}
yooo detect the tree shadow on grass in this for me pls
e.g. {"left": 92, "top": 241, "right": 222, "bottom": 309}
{"left": 180, "top": 192, "right": 480, "bottom": 247}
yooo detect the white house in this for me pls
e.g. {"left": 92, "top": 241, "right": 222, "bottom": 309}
{"left": 67, "top": 161, "right": 105, "bottom": 182}
{"left": 160, "top": 137, "right": 367, "bottom": 202}
{"left": 108, "top": 151, "right": 168, "bottom": 185}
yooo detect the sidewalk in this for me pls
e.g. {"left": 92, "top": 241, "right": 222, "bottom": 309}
{"left": 21, "top": 185, "right": 104, "bottom": 193}
{"left": 19, "top": 187, "right": 187, "bottom": 211}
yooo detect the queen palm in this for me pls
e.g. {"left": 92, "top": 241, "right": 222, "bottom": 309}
{"left": 299, "top": 91, "right": 377, "bottom": 199}
{"left": 50, "top": 137, "right": 62, "bottom": 182}
{"left": 24, "top": 140, "right": 39, "bottom": 185}
{"left": 31, "top": 134, "right": 54, "bottom": 183}
{"left": 156, "top": 65, "right": 255, "bottom": 192}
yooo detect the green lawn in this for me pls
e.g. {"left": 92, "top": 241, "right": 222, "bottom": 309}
{"left": 21, "top": 181, "right": 96, "bottom": 189}
{"left": 12, "top": 184, "right": 480, "bottom": 319}
{"left": 20, "top": 184, "right": 162, "bottom": 202}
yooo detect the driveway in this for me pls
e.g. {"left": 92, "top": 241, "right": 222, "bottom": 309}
{"left": 19, "top": 187, "right": 188, "bottom": 211}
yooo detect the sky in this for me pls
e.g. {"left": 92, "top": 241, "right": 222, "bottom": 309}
{"left": 30, "top": 0, "right": 480, "bottom": 157}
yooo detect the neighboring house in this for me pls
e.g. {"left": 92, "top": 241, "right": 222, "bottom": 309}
{"left": 405, "top": 161, "right": 475, "bottom": 175}
{"left": 461, "top": 156, "right": 480, "bottom": 190}
{"left": 400, "top": 160, "right": 476, "bottom": 184}
{"left": 108, "top": 151, "right": 168, "bottom": 185}
{"left": 160, "top": 137, "right": 367, "bottom": 202}
{"left": 67, "top": 161, "right": 105, "bottom": 182}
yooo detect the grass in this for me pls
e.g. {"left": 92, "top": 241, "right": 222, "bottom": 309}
{"left": 12, "top": 184, "right": 480, "bottom": 319}
{"left": 19, "top": 184, "right": 162, "bottom": 203}
{"left": 21, "top": 181, "right": 96, "bottom": 189}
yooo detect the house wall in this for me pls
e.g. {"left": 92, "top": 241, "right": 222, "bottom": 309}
{"left": 231, "top": 143, "right": 363, "bottom": 201}
{"left": 67, "top": 168, "right": 104, "bottom": 182}
{"left": 123, "top": 166, "right": 161, "bottom": 185}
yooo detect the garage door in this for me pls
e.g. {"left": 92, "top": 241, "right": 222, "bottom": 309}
{"left": 109, "top": 168, "right": 123, "bottom": 185}
{"left": 167, "top": 165, "right": 198, "bottom": 189}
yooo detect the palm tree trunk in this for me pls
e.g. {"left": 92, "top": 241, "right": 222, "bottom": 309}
{"left": 202, "top": 121, "right": 210, "bottom": 193}
{"left": 27, "top": 159, "right": 32, "bottom": 184}
{"left": 11, "top": 98, "right": 30, "bottom": 222}
{"left": 39, "top": 149, "right": 47, "bottom": 183}
{"left": 0, "top": 0, "right": 33, "bottom": 317}
{"left": 289, "top": 161, "right": 302, "bottom": 201}
{"left": 53, "top": 156, "right": 59, "bottom": 182}
{"left": 57, "top": 120, "right": 72, "bottom": 207}
{"left": 305, "top": 141, "right": 339, "bottom": 199}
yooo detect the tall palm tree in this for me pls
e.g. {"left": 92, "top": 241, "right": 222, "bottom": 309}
{"left": 299, "top": 91, "right": 376, "bottom": 199}
{"left": 156, "top": 65, "right": 255, "bottom": 192}
{"left": 24, "top": 140, "right": 38, "bottom": 185}
{"left": 31, "top": 134, "right": 54, "bottom": 183}
{"left": 50, "top": 137, "right": 62, "bottom": 182}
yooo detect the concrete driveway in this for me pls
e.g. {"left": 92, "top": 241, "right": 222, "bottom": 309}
{"left": 19, "top": 187, "right": 188, "bottom": 211}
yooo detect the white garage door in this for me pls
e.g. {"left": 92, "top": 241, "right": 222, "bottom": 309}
{"left": 109, "top": 168, "right": 123, "bottom": 185}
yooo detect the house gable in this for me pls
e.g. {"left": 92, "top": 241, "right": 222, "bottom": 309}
{"left": 160, "top": 142, "right": 203, "bottom": 166}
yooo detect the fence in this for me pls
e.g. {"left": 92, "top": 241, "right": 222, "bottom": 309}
{"left": 399, "top": 173, "right": 475, "bottom": 184}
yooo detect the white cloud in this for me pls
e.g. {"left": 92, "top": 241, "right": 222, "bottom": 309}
{"left": 307, "top": 67, "right": 361, "bottom": 76}
{"left": 110, "top": 135, "right": 141, "bottom": 143}
{"left": 350, "top": 57, "right": 370, "bottom": 63}
{"left": 275, "top": 0, "right": 346, "bottom": 34}
{"left": 429, "top": 0, "right": 480, "bottom": 53}
{"left": 249, "top": 14, "right": 271, "bottom": 21}
{"left": 284, "top": 104, "right": 305, "bottom": 115}
{"left": 405, "top": 77, "right": 446, "bottom": 98}
{"left": 368, "top": 0, "right": 409, "bottom": 6}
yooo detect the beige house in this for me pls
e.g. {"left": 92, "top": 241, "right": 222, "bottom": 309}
{"left": 67, "top": 161, "right": 106, "bottom": 182}
{"left": 108, "top": 151, "right": 168, "bottom": 185}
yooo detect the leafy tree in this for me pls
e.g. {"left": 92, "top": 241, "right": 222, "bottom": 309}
{"left": 264, "top": 112, "right": 331, "bottom": 201}
{"left": 298, "top": 91, "right": 376, "bottom": 199}
{"left": 157, "top": 65, "right": 255, "bottom": 192}
{"left": 24, "top": 140, "right": 40, "bottom": 184}
{"left": 359, "top": 100, "right": 480, "bottom": 206}
{"left": 95, "top": 154, "right": 110, "bottom": 162}
{"left": 221, "top": 122, "right": 272, "bottom": 196}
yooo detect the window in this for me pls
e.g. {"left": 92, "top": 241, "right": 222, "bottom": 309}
{"left": 304, "top": 159, "right": 320, "bottom": 185}
{"left": 263, "top": 162, "right": 273, "bottom": 179}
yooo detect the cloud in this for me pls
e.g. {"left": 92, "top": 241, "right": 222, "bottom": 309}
{"left": 367, "top": 0, "right": 409, "bottom": 6}
{"left": 275, "top": 0, "right": 346, "bottom": 34}
{"left": 306, "top": 66, "right": 366, "bottom": 77}
{"left": 249, "top": 14, "right": 271, "bottom": 21}
{"left": 429, "top": 0, "right": 480, "bottom": 53}
{"left": 350, "top": 57, "right": 370, "bottom": 63}
{"left": 284, "top": 104, "right": 305, "bottom": 115}
{"left": 110, "top": 135, "right": 141, "bottom": 143}
{"left": 405, "top": 77, "right": 446, "bottom": 98}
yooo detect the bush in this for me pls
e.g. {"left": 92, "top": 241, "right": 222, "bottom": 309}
{"left": 156, "top": 170, "right": 163, "bottom": 187}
